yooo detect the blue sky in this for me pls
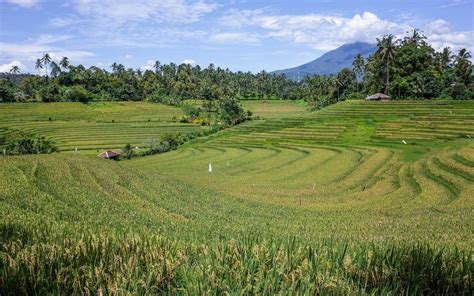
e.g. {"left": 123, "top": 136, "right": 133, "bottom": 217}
{"left": 1, "top": 0, "right": 473, "bottom": 73}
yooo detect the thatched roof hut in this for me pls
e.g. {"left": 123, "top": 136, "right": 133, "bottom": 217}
{"left": 98, "top": 150, "right": 120, "bottom": 160}
{"left": 366, "top": 93, "right": 390, "bottom": 100}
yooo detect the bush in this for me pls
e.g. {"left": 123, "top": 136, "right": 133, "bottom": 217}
{"left": 63, "top": 85, "right": 94, "bottom": 103}
{"left": 121, "top": 143, "right": 135, "bottom": 159}
{"left": 218, "top": 98, "right": 250, "bottom": 125}
{"left": 0, "top": 78, "right": 15, "bottom": 102}
{"left": 146, "top": 92, "right": 181, "bottom": 106}
{"left": 6, "top": 136, "right": 57, "bottom": 155}
{"left": 142, "top": 131, "right": 208, "bottom": 156}
{"left": 441, "top": 83, "right": 474, "bottom": 100}
{"left": 182, "top": 104, "right": 201, "bottom": 118}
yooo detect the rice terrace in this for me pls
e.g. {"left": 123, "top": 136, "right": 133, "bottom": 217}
{"left": 1, "top": 1, "right": 474, "bottom": 295}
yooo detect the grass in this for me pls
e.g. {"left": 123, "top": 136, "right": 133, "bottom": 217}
{"left": 1, "top": 99, "right": 474, "bottom": 294}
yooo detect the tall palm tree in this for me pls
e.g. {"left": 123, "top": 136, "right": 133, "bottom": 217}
{"left": 9, "top": 65, "right": 20, "bottom": 74}
{"left": 110, "top": 62, "right": 118, "bottom": 73}
{"left": 35, "top": 59, "right": 43, "bottom": 75}
{"left": 376, "top": 34, "right": 397, "bottom": 95}
{"left": 436, "top": 47, "right": 453, "bottom": 71}
{"left": 407, "top": 28, "right": 425, "bottom": 47}
{"left": 50, "top": 61, "right": 61, "bottom": 77}
{"left": 352, "top": 54, "right": 365, "bottom": 92}
{"left": 154, "top": 61, "right": 161, "bottom": 74}
{"left": 42, "top": 53, "right": 52, "bottom": 77}
{"left": 454, "top": 48, "right": 473, "bottom": 84}
{"left": 59, "top": 57, "right": 70, "bottom": 71}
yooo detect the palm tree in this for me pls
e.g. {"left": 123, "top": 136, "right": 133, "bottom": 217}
{"left": 59, "top": 57, "right": 70, "bottom": 71}
{"left": 50, "top": 61, "right": 61, "bottom": 77}
{"left": 407, "top": 28, "right": 425, "bottom": 47}
{"left": 9, "top": 65, "right": 20, "bottom": 74}
{"left": 376, "top": 34, "right": 397, "bottom": 95}
{"left": 435, "top": 47, "right": 453, "bottom": 71}
{"left": 454, "top": 48, "right": 473, "bottom": 84}
{"left": 35, "top": 59, "right": 43, "bottom": 75}
{"left": 154, "top": 61, "right": 161, "bottom": 74}
{"left": 352, "top": 54, "right": 365, "bottom": 92}
{"left": 110, "top": 62, "right": 118, "bottom": 73}
{"left": 41, "top": 53, "right": 52, "bottom": 77}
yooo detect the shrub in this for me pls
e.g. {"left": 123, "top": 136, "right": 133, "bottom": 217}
{"left": 218, "top": 98, "right": 250, "bottom": 125}
{"left": 6, "top": 136, "right": 57, "bottom": 155}
{"left": 121, "top": 143, "right": 135, "bottom": 159}
{"left": 442, "top": 83, "right": 474, "bottom": 100}
{"left": 63, "top": 85, "right": 94, "bottom": 103}
{"left": 0, "top": 78, "right": 15, "bottom": 102}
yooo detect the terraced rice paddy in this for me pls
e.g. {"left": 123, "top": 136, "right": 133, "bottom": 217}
{"left": 0, "top": 102, "right": 208, "bottom": 153}
{"left": 1, "top": 100, "right": 473, "bottom": 294}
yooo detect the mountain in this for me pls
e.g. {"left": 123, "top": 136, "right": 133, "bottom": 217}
{"left": 273, "top": 42, "right": 377, "bottom": 80}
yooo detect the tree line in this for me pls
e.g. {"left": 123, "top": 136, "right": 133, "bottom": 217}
{"left": 0, "top": 55, "right": 297, "bottom": 104}
{"left": 300, "top": 30, "right": 473, "bottom": 108}
{"left": 0, "top": 30, "right": 472, "bottom": 108}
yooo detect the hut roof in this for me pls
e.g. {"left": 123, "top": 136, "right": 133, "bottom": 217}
{"left": 366, "top": 93, "right": 390, "bottom": 100}
{"left": 98, "top": 150, "right": 120, "bottom": 159}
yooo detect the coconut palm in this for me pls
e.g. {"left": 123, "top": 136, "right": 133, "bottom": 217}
{"left": 352, "top": 54, "right": 365, "bottom": 92}
{"left": 35, "top": 59, "right": 43, "bottom": 75}
{"left": 154, "top": 61, "right": 161, "bottom": 74}
{"left": 50, "top": 61, "right": 61, "bottom": 77}
{"left": 59, "top": 57, "right": 70, "bottom": 71}
{"left": 9, "top": 65, "right": 20, "bottom": 74}
{"left": 41, "top": 53, "right": 52, "bottom": 77}
{"left": 406, "top": 28, "right": 425, "bottom": 47}
{"left": 376, "top": 34, "right": 397, "bottom": 95}
{"left": 454, "top": 48, "right": 473, "bottom": 84}
{"left": 110, "top": 62, "right": 118, "bottom": 73}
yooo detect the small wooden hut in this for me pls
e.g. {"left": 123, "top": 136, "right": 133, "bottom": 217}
{"left": 98, "top": 150, "right": 120, "bottom": 160}
{"left": 366, "top": 93, "right": 390, "bottom": 101}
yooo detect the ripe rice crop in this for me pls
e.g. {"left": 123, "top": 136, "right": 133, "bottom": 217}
{"left": 1, "top": 99, "right": 473, "bottom": 294}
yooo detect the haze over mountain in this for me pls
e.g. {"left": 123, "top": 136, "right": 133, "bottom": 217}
{"left": 273, "top": 42, "right": 377, "bottom": 80}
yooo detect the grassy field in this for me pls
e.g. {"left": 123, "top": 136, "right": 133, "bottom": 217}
{"left": 1, "top": 100, "right": 473, "bottom": 294}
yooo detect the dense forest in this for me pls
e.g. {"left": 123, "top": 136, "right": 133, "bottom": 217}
{"left": 1, "top": 30, "right": 473, "bottom": 109}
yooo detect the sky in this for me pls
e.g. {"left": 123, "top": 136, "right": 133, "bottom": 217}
{"left": 0, "top": 0, "right": 473, "bottom": 74}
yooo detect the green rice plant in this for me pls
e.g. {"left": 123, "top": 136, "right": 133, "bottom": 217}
{"left": 1, "top": 99, "right": 474, "bottom": 294}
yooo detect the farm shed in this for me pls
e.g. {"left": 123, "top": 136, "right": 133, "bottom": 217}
{"left": 98, "top": 150, "right": 120, "bottom": 160}
{"left": 366, "top": 93, "right": 390, "bottom": 101}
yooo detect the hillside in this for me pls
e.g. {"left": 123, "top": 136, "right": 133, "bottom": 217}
{"left": 1, "top": 100, "right": 473, "bottom": 293}
{"left": 273, "top": 42, "right": 377, "bottom": 80}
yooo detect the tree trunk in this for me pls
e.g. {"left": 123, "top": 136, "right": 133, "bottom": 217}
{"left": 385, "top": 60, "right": 390, "bottom": 95}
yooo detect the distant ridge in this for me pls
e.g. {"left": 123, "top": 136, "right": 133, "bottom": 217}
{"left": 272, "top": 42, "right": 377, "bottom": 80}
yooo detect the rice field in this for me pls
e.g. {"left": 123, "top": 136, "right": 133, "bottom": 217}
{"left": 0, "top": 102, "right": 208, "bottom": 154}
{"left": 1, "top": 99, "right": 473, "bottom": 294}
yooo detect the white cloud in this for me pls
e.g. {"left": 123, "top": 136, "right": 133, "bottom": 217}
{"left": 424, "top": 19, "right": 474, "bottom": 51}
{"left": 140, "top": 60, "right": 156, "bottom": 71}
{"left": 0, "top": 34, "right": 96, "bottom": 74}
{"left": 0, "top": 42, "right": 95, "bottom": 62}
{"left": 49, "top": 18, "right": 70, "bottom": 28}
{"left": 72, "top": 0, "right": 218, "bottom": 24}
{"left": 5, "top": 0, "right": 39, "bottom": 8}
{"left": 0, "top": 60, "right": 27, "bottom": 73}
{"left": 36, "top": 34, "right": 73, "bottom": 45}
{"left": 210, "top": 32, "right": 259, "bottom": 44}
{"left": 124, "top": 54, "right": 133, "bottom": 59}
{"left": 440, "top": 0, "right": 473, "bottom": 8}
{"left": 52, "top": 1, "right": 214, "bottom": 49}
{"left": 221, "top": 10, "right": 410, "bottom": 50}
{"left": 182, "top": 59, "right": 197, "bottom": 65}
{"left": 220, "top": 10, "right": 473, "bottom": 52}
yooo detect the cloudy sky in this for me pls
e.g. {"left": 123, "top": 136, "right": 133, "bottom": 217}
{"left": 0, "top": 0, "right": 473, "bottom": 73}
